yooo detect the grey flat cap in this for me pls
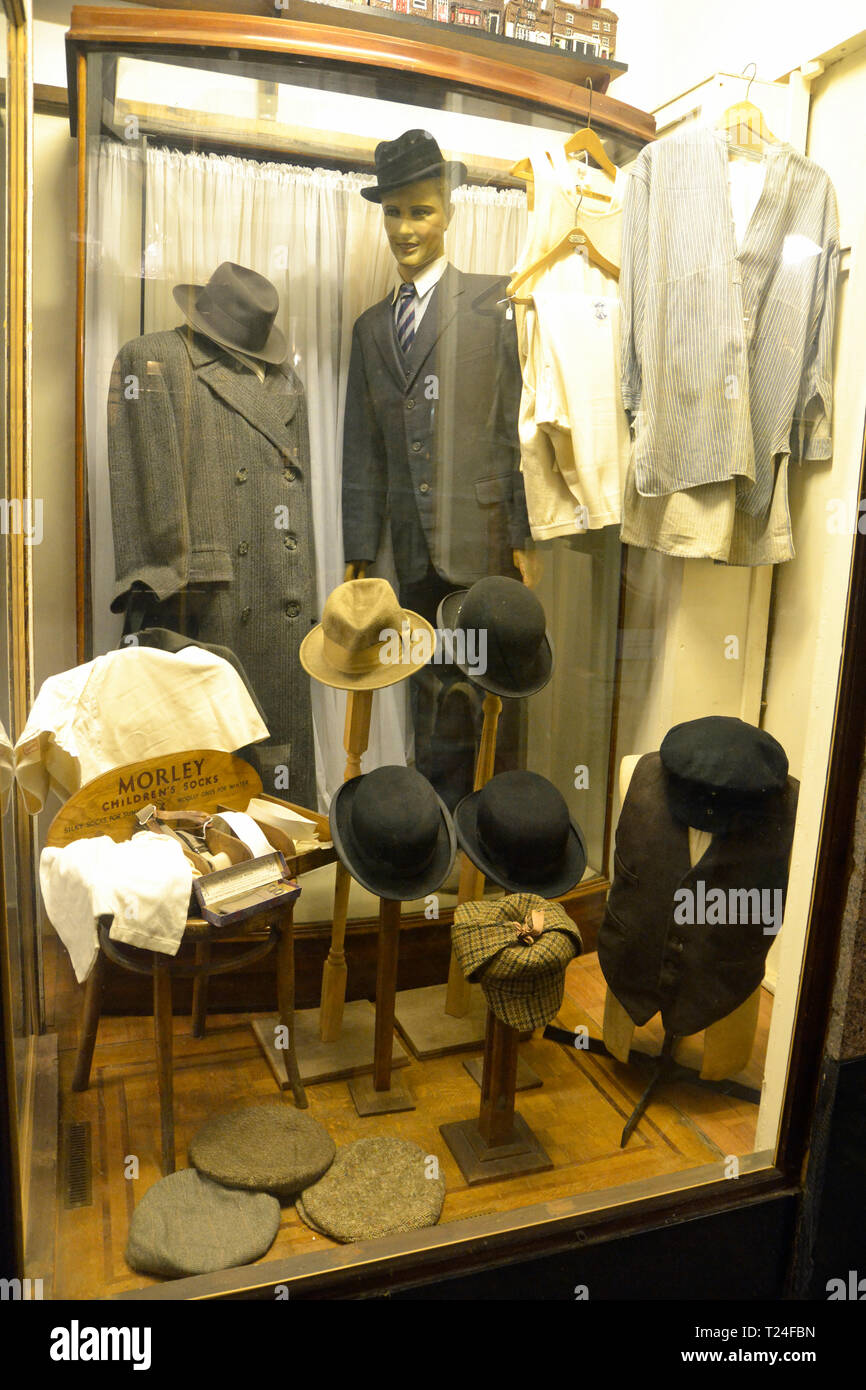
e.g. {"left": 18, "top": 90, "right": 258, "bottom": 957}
{"left": 189, "top": 1102, "right": 335, "bottom": 1198}
{"left": 296, "top": 1136, "right": 446, "bottom": 1244}
{"left": 125, "top": 1168, "right": 280, "bottom": 1278}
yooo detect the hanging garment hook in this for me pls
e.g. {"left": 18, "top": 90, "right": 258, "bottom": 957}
{"left": 585, "top": 76, "right": 594, "bottom": 131}
{"left": 741, "top": 61, "right": 757, "bottom": 103}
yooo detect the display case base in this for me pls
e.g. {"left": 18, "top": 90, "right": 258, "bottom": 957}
{"left": 439, "top": 1114, "right": 553, "bottom": 1185}
{"left": 252, "top": 1000, "right": 409, "bottom": 1088}
{"left": 348, "top": 1072, "right": 416, "bottom": 1116}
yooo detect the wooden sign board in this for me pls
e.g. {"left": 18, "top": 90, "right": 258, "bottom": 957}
{"left": 45, "top": 750, "right": 262, "bottom": 848}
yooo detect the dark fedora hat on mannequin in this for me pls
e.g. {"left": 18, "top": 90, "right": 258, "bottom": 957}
{"left": 331, "top": 765, "right": 456, "bottom": 902}
{"left": 173, "top": 262, "right": 288, "bottom": 365}
{"left": 361, "top": 129, "right": 468, "bottom": 203}
{"left": 437, "top": 576, "right": 553, "bottom": 699}
{"left": 455, "top": 770, "right": 587, "bottom": 898}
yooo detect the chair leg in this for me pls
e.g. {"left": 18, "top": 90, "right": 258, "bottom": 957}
{"left": 191, "top": 941, "right": 211, "bottom": 1038}
{"left": 276, "top": 918, "right": 307, "bottom": 1109}
{"left": 152, "top": 956, "right": 175, "bottom": 1175}
{"left": 72, "top": 948, "right": 106, "bottom": 1092}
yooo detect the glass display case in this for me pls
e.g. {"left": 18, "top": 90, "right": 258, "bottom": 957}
{"left": 1, "top": 3, "right": 865, "bottom": 1306}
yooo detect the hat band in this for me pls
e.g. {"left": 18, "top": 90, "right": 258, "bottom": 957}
{"left": 322, "top": 632, "right": 386, "bottom": 676}
{"left": 195, "top": 288, "right": 272, "bottom": 351}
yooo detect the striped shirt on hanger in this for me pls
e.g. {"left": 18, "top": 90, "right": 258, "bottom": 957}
{"left": 620, "top": 124, "right": 839, "bottom": 522}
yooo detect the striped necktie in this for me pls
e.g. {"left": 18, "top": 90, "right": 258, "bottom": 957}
{"left": 395, "top": 281, "right": 416, "bottom": 354}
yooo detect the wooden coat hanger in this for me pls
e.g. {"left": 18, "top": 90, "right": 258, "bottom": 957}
{"left": 509, "top": 78, "right": 615, "bottom": 207}
{"left": 717, "top": 63, "right": 778, "bottom": 154}
{"left": 507, "top": 81, "right": 620, "bottom": 301}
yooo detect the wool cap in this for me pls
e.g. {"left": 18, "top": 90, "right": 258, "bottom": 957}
{"left": 188, "top": 1103, "right": 335, "bottom": 1198}
{"left": 296, "top": 1137, "right": 446, "bottom": 1243}
{"left": 452, "top": 891, "right": 582, "bottom": 1030}
{"left": 125, "top": 1168, "right": 280, "bottom": 1278}
{"left": 660, "top": 716, "right": 789, "bottom": 833}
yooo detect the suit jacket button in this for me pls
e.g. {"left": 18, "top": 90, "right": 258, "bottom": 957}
{"left": 406, "top": 398, "right": 415, "bottom": 410}
{"left": 419, "top": 482, "right": 430, "bottom": 494}
{"left": 240, "top": 606, "right": 252, "bottom": 623}
{"left": 235, "top": 467, "right": 248, "bottom": 484}
{"left": 285, "top": 600, "right": 300, "bottom": 618}
{"left": 411, "top": 441, "right": 422, "bottom": 453}
{"left": 283, "top": 534, "right": 298, "bottom": 551}
{"left": 237, "top": 541, "right": 249, "bottom": 556}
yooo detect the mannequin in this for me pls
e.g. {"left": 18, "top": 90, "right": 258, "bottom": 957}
{"left": 342, "top": 130, "right": 540, "bottom": 806}
{"left": 107, "top": 263, "right": 317, "bottom": 808}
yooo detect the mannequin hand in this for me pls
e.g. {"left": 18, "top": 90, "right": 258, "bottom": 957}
{"left": 344, "top": 562, "right": 367, "bottom": 582}
{"left": 513, "top": 549, "right": 542, "bottom": 588}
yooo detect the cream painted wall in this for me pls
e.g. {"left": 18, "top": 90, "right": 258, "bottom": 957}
{"left": 612, "top": 0, "right": 865, "bottom": 112}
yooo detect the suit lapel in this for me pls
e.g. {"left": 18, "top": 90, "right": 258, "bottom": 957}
{"left": 177, "top": 326, "right": 300, "bottom": 451}
{"left": 403, "top": 265, "right": 464, "bottom": 391}
{"left": 368, "top": 296, "right": 408, "bottom": 391}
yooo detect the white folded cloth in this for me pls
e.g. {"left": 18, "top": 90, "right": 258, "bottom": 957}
{"left": 39, "top": 832, "right": 193, "bottom": 982}
{"left": 15, "top": 645, "right": 270, "bottom": 813}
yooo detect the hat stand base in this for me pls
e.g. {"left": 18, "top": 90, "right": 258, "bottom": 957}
{"left": 252, "top": 1002, "right": 409, "bottom": 1088}
{"left": 348, "top": 1072, "right": 416, "bottom": 1116}
{"left": 394, "top": 982, "right": 488, "bottom": 1058}
{"left": 440, "top": 1115, "right": 552, "bottom": 1185}
{"left": 463, "top": 1053, "right": 543, "bottom": 1092}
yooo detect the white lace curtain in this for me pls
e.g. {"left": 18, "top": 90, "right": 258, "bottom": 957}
{"left": 84, "top": 141, "right": 527, "bottom": 805}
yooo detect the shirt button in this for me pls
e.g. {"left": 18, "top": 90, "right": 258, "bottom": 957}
{"left": 235, "top": 468, "right": 248, "bottom": 484}
{"left": 284, "top": 600, "right": 300, "bottom": 618}
{"left": 406, "top": 399, "right": 415, "bottom": 410}
{"left": 411, "top": 441, "right": 422, "bottom": 453}
{"left": 419, "top": 482, "right": 430, "bottom": 494}
{"left": 240, "top": 606, "right": 252, "bottom": 623}
{"left": 237, "top": 541, "right": 249, "bottom": 556}
{"left": 283, "top": 533, "right": 298, "bottom": 551}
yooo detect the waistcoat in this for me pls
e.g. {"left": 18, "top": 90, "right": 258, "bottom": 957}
{"left": 598, "top": 753, "right": 798, "bottom": 1036}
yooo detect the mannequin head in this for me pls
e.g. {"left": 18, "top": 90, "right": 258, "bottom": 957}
{"left": 381, "top": 177, "right": 453, "bottom": 281}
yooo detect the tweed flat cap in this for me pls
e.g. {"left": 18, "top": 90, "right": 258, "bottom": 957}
{"left": 296, "top": 1137, "right": 445, "bottom": 1243}
{"left": 125, "top": 1168, "right": 280, "bottom": 1278}
{"left": 189, "top": 1102, "right": 335, "bottom": 1198}
{"left": 452, "top": 892, "right": 582, "bottom": 1031}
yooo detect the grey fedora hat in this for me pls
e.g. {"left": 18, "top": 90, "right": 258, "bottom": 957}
{"left": 361, "top": 129, "right": 468, "bottom": 203}
{"left": 173, "top": 261, "right": 288, "bottom": 365}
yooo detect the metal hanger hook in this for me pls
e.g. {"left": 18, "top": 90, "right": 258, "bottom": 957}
{"left": 741, "top": 61, "right": 757, "bottom": 103}
{"left": 585, "top": 76, "right": 594, "bottom": 131}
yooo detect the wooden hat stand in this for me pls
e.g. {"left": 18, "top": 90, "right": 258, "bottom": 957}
{"left": 253, "top": 686, "right": 410, "bottom": 1089}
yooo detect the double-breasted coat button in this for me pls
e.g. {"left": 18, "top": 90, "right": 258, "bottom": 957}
{"left": 411, "top": 441, "right": 422, "bottom": 453}
{"left": 240, "top": 606, "right": 252, "bottom": 623}
{"left": 283, "top": 466, "right": 299, "bottom": 483}
{"left": 406, "top": 398, "right": 415, "bottom": 410}
{"left": 237, "top": 541, "right": 249, "bottom": 556}
{"left": 419, "top": 482, "right": 430, "bottom": 494}
{"left": 285, "top": 600, "right": 300, "bottom": 618}
{"left": 283, "top": 534, "right": 298, "bottom": 551}
{"left": 235, "top": 467, "right": 248, "bottom": 483}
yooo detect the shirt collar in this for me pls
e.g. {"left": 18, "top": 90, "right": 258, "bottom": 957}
{"left": 392, "top": 255, "right": 450, "bottom": 304}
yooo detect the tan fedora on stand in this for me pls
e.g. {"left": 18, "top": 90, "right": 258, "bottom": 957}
{"left": 300, "top": 578, "right": 435, "bottom": 692}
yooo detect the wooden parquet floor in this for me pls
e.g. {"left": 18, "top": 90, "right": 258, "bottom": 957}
{"left": 47, "top": 940, "right": 769, "bottom": 1299}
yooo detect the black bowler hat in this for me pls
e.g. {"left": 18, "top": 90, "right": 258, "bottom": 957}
{"left": 660, "top": 715, "right": 789, "bottom": 834}
{"left": 455, "top": 770, "right": 587, "bottom": 898}
{"left": 361, "top": 129, "right": 468, "bottom": 203}
{"left": 173, "top": 262, "right": 287, "bottom": 365}
{"left": 437, "top": 577, "right": 553, "bottom": 699}
{"left": 331, "top": 766, "right": 456, "bottom": 902}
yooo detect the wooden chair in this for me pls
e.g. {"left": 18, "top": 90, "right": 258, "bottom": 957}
{"left": 47, "top": 749, "right": 336, "bottom": 1175}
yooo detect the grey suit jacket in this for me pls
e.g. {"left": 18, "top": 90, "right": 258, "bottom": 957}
{"left": 342, "top": 266, "right": 530, "bottom": 587}
{"left": 107, "top": 326, "right": 317, "bottom": 807}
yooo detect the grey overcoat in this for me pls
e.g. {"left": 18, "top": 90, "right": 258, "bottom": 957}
{"left": 107, "top": 325, "right": 317, "bottom": 807}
